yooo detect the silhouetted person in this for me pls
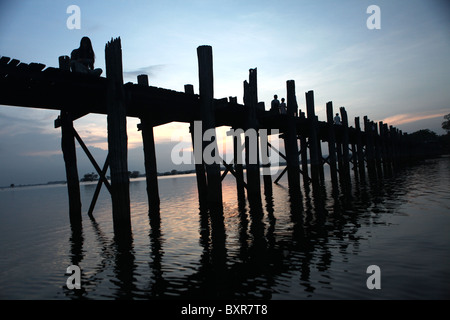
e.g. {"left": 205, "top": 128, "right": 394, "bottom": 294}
{"left": 279, "top": 98, "right": 287, "bottom": 114}
{"left": 271, "top": 95, "right": 280, "bottom": 114}
{"left": 334, "top": 113, "right": 341, "bottom": 125}
{"left": 70, "top": 37, "right": 102, "bottom": 76}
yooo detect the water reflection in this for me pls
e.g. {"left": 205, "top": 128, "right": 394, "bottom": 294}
{"left": 63, "top": 159, "right": 441, "bottom": 299}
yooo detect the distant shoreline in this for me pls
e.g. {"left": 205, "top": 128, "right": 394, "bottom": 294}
{"left": 0, "top": 162, "right": 287, "bottom": 190}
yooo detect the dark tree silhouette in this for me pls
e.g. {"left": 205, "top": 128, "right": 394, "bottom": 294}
{"left": 442, "top": 113, "right": 450, "bottom": 133}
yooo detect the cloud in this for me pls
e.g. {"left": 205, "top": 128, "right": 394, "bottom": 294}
{"left": 123, "top": 64, "right": 168, "bottom": 82}
{"left": 381, "top": 110, "right": 449, "bottom": 127}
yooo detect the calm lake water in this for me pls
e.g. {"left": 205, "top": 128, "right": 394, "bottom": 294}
{"left": 1, "top": 157, "right": 449, "bottom": 300}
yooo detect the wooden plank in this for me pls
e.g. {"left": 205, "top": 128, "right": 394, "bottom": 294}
{"left": 29, "top": 63, "right": 46, "bottom": 72}
{"left": 73, "top": 128, "right": 111, "bottom": 192}
{"left": 8, "top": 59, "right": 20, "bottom": 67}
{"left": 0, "top": 56, "right": 11, "bottom": 65}
{"left": 87, "top": 155, "right": 110, "bottom": 219}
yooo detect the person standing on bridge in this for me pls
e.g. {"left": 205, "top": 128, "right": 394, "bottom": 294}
{"left": 271, "top": 95, "right": 280, "bottom": 115}
{"left": 334, "top": 113, "right": 341, "bottom": 125}
{"left": 70, "top": 37, "right": 102, "bottom": 76}
{"left": 279, "top": 98, "right": 287, "bottom": 114}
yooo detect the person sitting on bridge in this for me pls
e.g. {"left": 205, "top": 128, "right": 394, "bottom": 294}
{"left": 70, "top": 37, "right": 102, "bottom": 76}
{"left": 334, "top": 113, "right": 341, "bottom": 125}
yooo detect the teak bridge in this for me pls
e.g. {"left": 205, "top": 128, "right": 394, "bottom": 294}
{"left": 0, "top": 38, "right": 422, "bottom": 236}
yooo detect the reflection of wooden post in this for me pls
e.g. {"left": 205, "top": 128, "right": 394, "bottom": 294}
{"left": 243, "top": 68, "right": 261, "bottom": 204}
{"left": 185, "top": 84, "right": 208, "bottom": 210}
{"left": 105, "top": 37, "right": 131, "bottom": 234}
{"left": 197, "top": 45, "right": 223, "bottom": 211}
{"left": 326, "top": 102, "right": 338, "bottom": 185}
{"left": 138, "top": 74, "right": 160, "bottom": 212}
{"left": 59, "top": 55, "right": 82, "bottom": 227}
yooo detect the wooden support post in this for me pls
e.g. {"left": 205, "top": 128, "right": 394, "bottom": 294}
{"left": 299, "top": 111, "right": 310, "bottom": 186}
{"left": 105, "top": 37, "right": 131, "bottom": 234}
{"left": 185, "top": 84, "right": 208, "bottom": 210}
{"left": 355, "top": 117, "right": 366, "bottom": 180}
{"left": 197, "top": 45, "right": 223, "bottom": 212}
{"left": 87, "top": 155, "right": 109, "bottom": 219}
{"left": 58, "top": 55, "right": 82, "bottom": 227}
{"left": 373, "top": 121, "right": 383, "bottom": 178}
{"left": 339, "top": 107, "right": 351, "bottom": 183}
{"left": 379, "top": 122, "right": 389, "bottom": 174}
{"left": 232, "top": 130, "right": 246, "bottom": 202}
{"left": 261, "top": 130, "right": 273, "bottom": 198}
{"left": 138, "top": 74, "right": 160, "bottom": 212}
{"left": 364, "top": 116, "right": 376, "bottom": 177}
{"left": 390, "top": 126, "right": 398, "bottom": 170}
{"left": 316, "top": 115, "right": 325, "bottom": 184}
{"left": 306, "top": 90, "right": 320, "bottom": 185}
{"left": 282, "top": 80, "right": 301, "bottom": 194}
{"left": 326, "top": 102, "right": 338, "bottom": 185}
{"left": 228, "top": 91, "right": 246, "bottom": 202}
{"left": 243, "top": 68, "right": 262, "bottom": 205}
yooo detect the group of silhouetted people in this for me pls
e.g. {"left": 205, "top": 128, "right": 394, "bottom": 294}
{"left": 271, "top": 95, "right": 287, "bottom": 115}
{"left": 271, "top": 93, "right": 343, "bottom": 125}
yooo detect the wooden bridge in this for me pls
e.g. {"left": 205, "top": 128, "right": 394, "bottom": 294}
{"left": 0, "top": 37, "right": 421, "bottom": 236}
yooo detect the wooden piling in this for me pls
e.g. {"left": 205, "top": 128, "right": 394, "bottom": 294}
{"left": 373, "top": 121, "right": 383, "bottom": 177}
{"left": 299, "top": 111, "right": 310, "bottom": 186}
{"left": 185, "top": 84, "right": 208, "bottom": 210}
{"left": 260, "top": 129, "right": 273, "bottom": 197}
{"left": 364, "top": 116, "right": 376, "bottom": 177}
{"left": 58, "top": 55, "right": 82, "bottom": 226}
{"left": 390, "top": 126, "right": 398, "bottom": 170}
{"left": 354, "top": 117, "right": 366, "bottom": 179}
{"left": 283, "top": 80, "right": 301, "bottom": 193}
{"left": 138, "top": 74, "right": 160, "bottom": 212}
{"left": 243, "top": 68, "right": 262, "bottom": 205}
{"left": 233, "top": 129, "right": 246, "bottom": 202}
{"left": 339, "top": 107, "right": 351, "bottom": 183}
{"left": 316, "top": 115, "right": 325, "bottom": 184}
{"left": 197, "top": 45, "right": 223, "bottom": 211}
{"left": 105, "top": 37, "right": 131, "bottom": 233}
{"left": 326, "top": 102, "right": 338, "bottom": 185}
{"left": 306, "top": 90, "right": 321, "bottom": 185}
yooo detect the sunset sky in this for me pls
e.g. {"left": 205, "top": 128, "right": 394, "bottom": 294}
{"left": 0, "top": 0, "right": 449, "bottom": 186}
